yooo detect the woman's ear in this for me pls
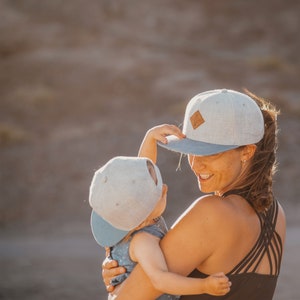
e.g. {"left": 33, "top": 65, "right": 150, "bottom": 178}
{"left": 241, "top": 144, "right": 257, "bottom": 162}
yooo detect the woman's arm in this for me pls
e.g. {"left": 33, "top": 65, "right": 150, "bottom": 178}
{"left": 138, "top": 124, "right": 185, "bottom": 163}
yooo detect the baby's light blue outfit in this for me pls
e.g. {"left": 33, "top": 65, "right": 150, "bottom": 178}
{"left": 110, "top": 216, "right": 180, "bottom": 300}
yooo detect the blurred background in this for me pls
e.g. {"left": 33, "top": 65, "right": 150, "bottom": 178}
{"left": 0, "top": 0, "right": 299, "bottom": 299}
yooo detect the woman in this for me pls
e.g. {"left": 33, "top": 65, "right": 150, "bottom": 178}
{"left": 102, "top": 89, "right": 286, "bottom": 300}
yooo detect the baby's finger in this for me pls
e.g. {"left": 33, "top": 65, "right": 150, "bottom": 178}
{"left": 217, "top": 275, "right": 230, "bottom": 283}
{"left": 218, "top": 285, "right": 231, "bottom": 296}
{"left": 164, "top": 124, "right": 185, "bottom": 139}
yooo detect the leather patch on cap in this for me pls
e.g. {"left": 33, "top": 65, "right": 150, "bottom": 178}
{"left": 190, "top": 110, "right": 205, "bottom": 129}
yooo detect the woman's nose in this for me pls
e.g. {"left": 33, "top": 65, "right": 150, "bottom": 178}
{"left": 189, "top": 155, "right": 205, "bottom": 171}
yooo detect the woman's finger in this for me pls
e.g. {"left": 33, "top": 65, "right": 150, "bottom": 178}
{"left": 106, "top": 284, "right": 114, "bottom": 293}
{"left": 102, "top": 256, "right": 117, "bottom": 269}
{"left": 102, "top": 266, "right": 126, "bottom": 286}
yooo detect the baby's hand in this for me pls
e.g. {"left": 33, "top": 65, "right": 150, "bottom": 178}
{"left": 147, "top": 124, "right": 185, "bottom": 145}
{"left": 205, "top": 272, "right": 231, "bottom": 296}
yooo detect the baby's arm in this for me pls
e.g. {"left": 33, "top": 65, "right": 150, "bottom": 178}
{"left": 138, "top": 124, "right": 185, "bottom": 163}
{"left": 130, "top": 231, "right": 231, "bottom": 296}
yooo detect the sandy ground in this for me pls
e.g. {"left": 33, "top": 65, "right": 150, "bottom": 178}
{"left": 1, "top": 0, "right": 300, "bottom": 299}
{"left": 0, "top": 219, "right": 299, "bottom": 300}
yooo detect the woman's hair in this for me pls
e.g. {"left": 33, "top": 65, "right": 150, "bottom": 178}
{"left": 233, "top": 90, "right": 280, "bottom": 212}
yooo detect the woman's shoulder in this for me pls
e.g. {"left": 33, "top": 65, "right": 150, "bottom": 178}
{"left": 172, "top": 194, "right": 235, "bottom": 230}
{"left": 174, "top": 193, "right": 256, "bottom": 232}
{"left": 189, "top": 194, "right": 236, "bottom": 217}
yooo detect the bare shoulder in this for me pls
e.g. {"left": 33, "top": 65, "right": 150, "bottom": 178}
{"left": 172, "top": 193, "right": 258, "bottom": 238}
{"left": 177, "top": 194, "right": 233, "bottom": 218}
{"left": 161, "top": 195, "right": 229, "bottom": 274}
{"left": 162, "top": 194, "right": 259, "bottom": 274}
{"left": 171, "top": 194, "right": 235, "bottom": 233}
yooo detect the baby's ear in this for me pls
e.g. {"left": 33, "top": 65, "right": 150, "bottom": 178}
{"left": 162, "top": 184, "right": 168, "bottom": 196}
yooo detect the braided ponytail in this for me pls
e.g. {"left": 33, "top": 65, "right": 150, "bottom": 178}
{"left": 232, "top": 91, "right": 280, "bottom": 212}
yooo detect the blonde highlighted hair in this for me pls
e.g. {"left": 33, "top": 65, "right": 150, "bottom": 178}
{"left": 231, "top": 90, "right": 280, "bottom": 212}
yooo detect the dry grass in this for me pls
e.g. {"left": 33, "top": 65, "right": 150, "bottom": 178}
{"left": 250, "top": 56, "right": 289, "bottom": 72}
{"left": 0, "top": 123, "right": 30, "bottom": 146}
{"left": 9, "top": 85, "right": 57, "bottom": 108}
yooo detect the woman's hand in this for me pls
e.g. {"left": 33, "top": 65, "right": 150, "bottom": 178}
{"left": 138, "top": 124, "right": 185, "bottom": 163}
{"left": 102, "top": 248, "right": 126, "bottom": 292}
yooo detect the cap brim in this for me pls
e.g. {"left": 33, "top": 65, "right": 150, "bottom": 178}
{"left": 159, "top": 135, "right": 239, "bottom": 156}
{"left": 91, "top": 211, "right": 129, "bottom": 247}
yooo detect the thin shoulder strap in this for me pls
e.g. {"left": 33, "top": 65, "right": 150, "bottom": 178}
{"left": 229, "top": 199, "right": 283, "bottom": 276}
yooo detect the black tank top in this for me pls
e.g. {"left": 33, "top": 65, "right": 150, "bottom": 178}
{"left": 180, "top": 199, "right": 283, "bottom": 300}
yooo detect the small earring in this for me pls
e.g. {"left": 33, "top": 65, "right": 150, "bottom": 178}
{"left": 242, "top": 160, "right": 247, "bottom": 163}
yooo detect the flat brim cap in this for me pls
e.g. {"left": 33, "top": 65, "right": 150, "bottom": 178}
{"left": 159, "top": 136, "right": 239, "bottom": 156}
{"left": 91, "top": 211, "right": 129, "bottom": 247}
{"left": 159, "top": 89, "right": 264, "bottom": 156}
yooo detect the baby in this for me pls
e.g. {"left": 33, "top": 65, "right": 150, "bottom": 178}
{"left": 89, "top": 156, "right": 231, "bottom": 299}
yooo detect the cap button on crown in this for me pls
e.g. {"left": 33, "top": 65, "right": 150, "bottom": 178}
{"left": 221, "top": 89, "right": 228, "bottom": 93}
